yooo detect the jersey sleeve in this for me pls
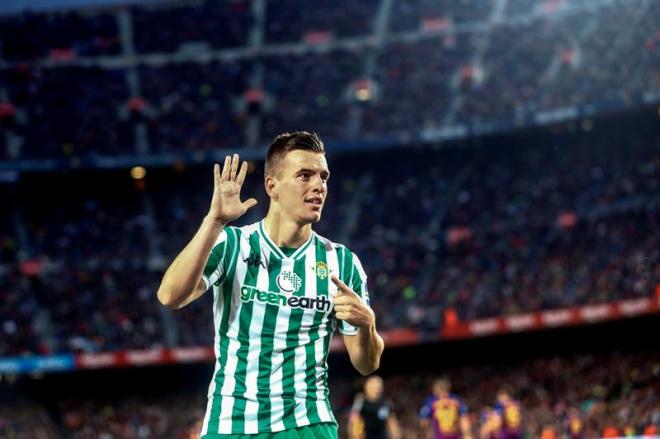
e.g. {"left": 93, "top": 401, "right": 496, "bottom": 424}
{"left": 201, "top": 228, "right": 233, "bottom": 290}
{"left": 419, "top": 397, "right": 433, "bottom": 419}
{"left": 337, "top": 249, "right": 371, "bottom": 335}
{"left": 459, "top": 399, "right": 468, "bottom": 416}
{"left": 351, "top": 394, "right": 365, "bottom": 413}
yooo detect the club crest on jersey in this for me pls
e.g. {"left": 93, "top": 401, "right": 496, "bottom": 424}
{"left": 276, "top": 271, "right": 302, "bottom": 293}
{"left": 315, "top": 261, "right": 328, "bottom": 280}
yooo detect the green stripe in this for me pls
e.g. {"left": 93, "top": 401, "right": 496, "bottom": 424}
{"left": 280, "top": 256, "right": 307, "bottom": 429}
{"left": 302, "top": 237, "right": 328, "bottom": 424}
{"left": 203, "top": 240, "right": 226, "bottom": 279}
{"left": 207, "top": 227, "right": 240, "bottom": 433}
{"left": 335, "top": 246, "right": 344, "bottom": 280}
{"left": 321, "top": 323, "right": 332, "bottom": 401}
{"left": 321, "top": 240, "right": 334, "bottom": 401}
{"left": 342, "top": 248, "right": 354, "bottom": 287}
{"left": 230, "top": 230, "right": 262, "bottom": 433}
{"left": 337, "top": 246, "right": 355, "bottom": 334}
{"left": 256, "top": 254, "right": 282, "bottom": 431}
{"left": 350, "top": 259, "right": 365, "bottom": 299}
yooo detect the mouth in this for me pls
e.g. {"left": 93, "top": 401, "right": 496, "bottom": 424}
{"left": 304, "top": 196, "right": 323, "bottom": 208}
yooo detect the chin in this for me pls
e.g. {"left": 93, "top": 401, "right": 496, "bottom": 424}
{"left": 301, "top": 212, "right": 322, "bottom": 225}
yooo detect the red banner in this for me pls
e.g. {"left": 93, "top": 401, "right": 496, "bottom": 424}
{"left": 440, "top": 296, "right": 659, "bottom": 339}
{"left": 68, "top": 297, "right": 659, "bottom": 371}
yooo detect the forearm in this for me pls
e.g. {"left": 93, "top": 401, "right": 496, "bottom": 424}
{"left": 157, "top": 215, "right": 224, "bottom": 308}
{"left": 350, "top": 323, "right": 384, "bottom": 375}
{"left": 461, "top": 417, "right": 473, "bottom": 439}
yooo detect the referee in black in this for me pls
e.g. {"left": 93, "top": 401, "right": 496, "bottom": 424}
{"left": 348, "top": 375, "right": 401, "bottom": 439}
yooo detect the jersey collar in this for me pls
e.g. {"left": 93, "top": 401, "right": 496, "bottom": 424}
{"left": 258, "top": 220, "right": 315, "bottom": 261}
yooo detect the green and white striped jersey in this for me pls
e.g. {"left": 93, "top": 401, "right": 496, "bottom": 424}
{"left": 200, "top": 220, "right": 370, "bottom": 437}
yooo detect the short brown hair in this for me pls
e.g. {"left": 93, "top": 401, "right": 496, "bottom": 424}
{"left": 265, "top": 131, "right": 325, "bottom": 176}
{"left": 433, "top": 378, "right": 451, "bottom": 394}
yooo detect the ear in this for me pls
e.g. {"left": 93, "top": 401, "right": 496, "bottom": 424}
{"left": 265, "top": 174, "right": 278, "bottom": 200}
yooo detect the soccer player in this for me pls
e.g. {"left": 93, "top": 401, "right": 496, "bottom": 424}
{"left": 348, "top": 375, "right": 401, "bottom": 439}
{"left": 478, "top": 407, "right": 504, "bottom": 439}
{"left": 565, "top": 408, "right": 584, "bottom": 439}
{"left": 494, "top": 388, "right": 522, "bottom": 439}
{"left": 420, "top": 378, "right": 472, "bottom": 439}
{"left": 157, "top": 131, "right": 384, "bottom": 438}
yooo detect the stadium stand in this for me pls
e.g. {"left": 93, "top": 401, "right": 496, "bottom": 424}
{"left": 0, "top": 1, "right": 658, "bottom": 437}
{"left": 0, "top": 0, "right": 657, "bottom": 158}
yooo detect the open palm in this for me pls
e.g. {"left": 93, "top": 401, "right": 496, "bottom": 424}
{"left": 208, "top": 154, "right": 257, "bottom": 225}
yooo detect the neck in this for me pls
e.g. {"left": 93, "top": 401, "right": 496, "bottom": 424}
{"left": 263, "top": 210, "right": 312, "bottom": 248}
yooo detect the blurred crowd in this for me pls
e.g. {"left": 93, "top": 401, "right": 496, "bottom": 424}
{"left": 347, "top": 121, "right": 660, "bottom": 330}
{"left": 0, "top": 0, "right": 658, "bottom": 158}
{"left": 361, "top": 350, "right": 660, "bottom": 439}
{"left": 1, "top": 110, "right": 658, "bottom": 355}
{"left": 0, "top": 350, "right": 657, "bottom": 438}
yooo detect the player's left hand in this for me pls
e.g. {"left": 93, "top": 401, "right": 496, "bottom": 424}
{"left": 331, "top": 275, "right": 375, "bottom": 329}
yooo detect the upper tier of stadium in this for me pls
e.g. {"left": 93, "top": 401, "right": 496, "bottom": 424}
{"left": 0, "top": 0, "right": 658, "bottom": 161}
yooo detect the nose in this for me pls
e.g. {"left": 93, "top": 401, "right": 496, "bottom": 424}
{"left": 312, "top": 176, "right": 326, "bottom": 193}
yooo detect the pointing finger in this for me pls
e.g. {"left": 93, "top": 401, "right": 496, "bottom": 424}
{"left": 331, "top": 275, "right": 354, "bottom": 295}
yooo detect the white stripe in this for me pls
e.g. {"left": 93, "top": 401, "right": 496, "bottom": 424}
{"left": 316, "top": 400, "right": 332, "bottom": 424}
{"left": 242, "top": 245, "right": 271, "bottom": 434}
{"left": 269, "top": 257, "right": 293, "bottom": 431}
{"left": 312, "top": 318, "right": 334, "bottom": 426}
{"left": 206, "top": 264, "right": 224, "bottom": 287}
{"left": 293, "top": 243, "right": 319, "bottom": 426}
{"left": 201, "top": 277, "right": 225, "bottom": 436}
{"left": 327, "top": 245, "right": 343, "bottom": 333}
{"left": 217, "top": 231, "right": 251, "bottom": 434}
{"left": 200, "top": 390, "right": 215, "bottom": 436}
{"left": 315, "top": 241, "right": 335, "bottom": 422}
{"left": 327, "top": 245, "right": 340, "bottom": 299}
{"left": 335, "top": 245, "right": 358, "bottom": 335}
{"left": 314, "top": 321, "right": 329, "bottom": 401}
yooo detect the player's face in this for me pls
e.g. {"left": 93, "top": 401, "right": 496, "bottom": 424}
{"left": 273, "top": 150, "right": 329, "bottom": 225}
{"left": 364, "top": 376, "right": 384, "bottom": 400}
{"left": 433, "top": 380, "right": 450, "bottom": 396}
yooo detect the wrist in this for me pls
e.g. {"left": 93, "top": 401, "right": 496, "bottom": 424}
{"left": 203, "top": 214, "right": 227, "bottom": 228}
{"left": 361, "top": 309, "right": 376, "bottom": 331}
{"left": 358, "top": 316, "right": 376, "bottom": 333}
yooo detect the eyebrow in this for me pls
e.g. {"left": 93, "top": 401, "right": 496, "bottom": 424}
{"left": 297, "top": 168, "right": 330, "bottom": 178}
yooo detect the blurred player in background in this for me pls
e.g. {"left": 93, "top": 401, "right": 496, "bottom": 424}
{"left": 420, "top": 378, "right": 472, "bottom": 439}
{"left": 478, "top": 407, "right": 504, "bottom": 439}
{"left": 494, "top": 388, "right": 522, "bottom": 439}
{"left": 157, "top": 131, "right": 384, "bottom": 438}
{"left": 348, "top": 375, "right": 401, "bottom": 439}
{"left": 566, "top": 407, "right": 584, "bottom": 439}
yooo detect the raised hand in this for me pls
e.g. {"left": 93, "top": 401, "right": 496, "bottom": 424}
{"left": 207, "top": 154, "right": 258, "bottom": 226}
{"left": 332, "top": 275, "right": 375, "bottom": 329}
